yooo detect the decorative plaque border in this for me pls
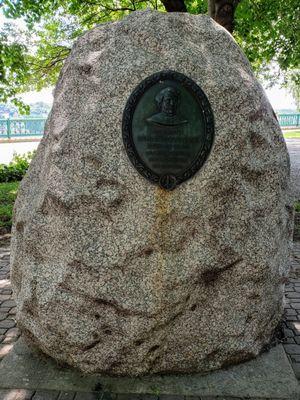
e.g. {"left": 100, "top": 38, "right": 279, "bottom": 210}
{"left": 122, "top": 70, "right": 214, "bottom": 190}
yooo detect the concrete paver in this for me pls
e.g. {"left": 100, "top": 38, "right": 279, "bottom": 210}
{"left": 57, "top": 393, "right": 76, "bottom": 400}
{"left": 0, "top": 389, "right": 35, "bottom": 400}
{"left": 32, "top": 391, "right": 60, "bottom": 400}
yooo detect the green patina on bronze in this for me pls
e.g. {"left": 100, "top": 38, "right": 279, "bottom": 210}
{"left": 122, "top": 70, "right": 215, "bottom": 190}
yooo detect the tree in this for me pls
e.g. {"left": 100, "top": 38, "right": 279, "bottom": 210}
{"left": 0, "top": 22, "right": 30, "bottom": 113}
{"left": 284, "top": 70, "right": 300, "bottom": 111}
{"left": 0, "top": 0, "right": 299, "bottom": 111}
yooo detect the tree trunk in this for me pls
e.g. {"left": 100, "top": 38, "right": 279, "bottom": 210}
{"left": 208, "top": 0, "right": 241, "bottom": 33}
{"left": 162, "top": 0, "right": 240, "bottom": 34}
{"left": 161, "top": 0, "right": 187, "bottom": 12}
{"left": 208, "top": 0, "right": 216, "bottom": 18}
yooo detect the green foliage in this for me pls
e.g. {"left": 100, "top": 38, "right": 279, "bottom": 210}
{"left": 235, "top": 0, "right": 299, "bottom": 70}
{"left": 284, "top": 71, "right": 300, "bottom": 111}
{"left": 0, "top": 0, "right": 299, "bottom": 109}
{"left": 0, "top": 151, "right": 36, "bottom": 183}
{"left": 0, "top": 24, "right": 31, "bottom": 114}
{"left": 0, "top": 181, "right": 19, "bottom": 231}
{"left": 295, "top": 201, "right": 300, "bottom": 213}
{"left": 186, "top": 0, "right": 207, "bottom": 15}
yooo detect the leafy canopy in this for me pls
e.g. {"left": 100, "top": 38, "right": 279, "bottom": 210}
{"left": 0, "top": 0, "right": 299, "bottom": 111}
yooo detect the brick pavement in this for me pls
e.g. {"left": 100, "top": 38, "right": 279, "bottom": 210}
{"left": 0, "top": 239, "right": 300, "bottom": 400}
{"left": 283, "top": 241, "right": 300, "bottom": 379}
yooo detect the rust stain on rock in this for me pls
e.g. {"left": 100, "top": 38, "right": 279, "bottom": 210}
{"left": 151, "top": 187, "right": 173, "bottom": 312}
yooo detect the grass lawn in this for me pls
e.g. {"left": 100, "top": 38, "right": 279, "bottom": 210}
{"left": 283, "top": 130, "right": 300, "bottom": 139}
{"left": 0, "top": 181, "right": 19, "bottom": 233}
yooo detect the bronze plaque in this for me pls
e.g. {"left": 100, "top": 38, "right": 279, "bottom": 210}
{"left": 122, "top": 70, "right": 214, "bottom": 190}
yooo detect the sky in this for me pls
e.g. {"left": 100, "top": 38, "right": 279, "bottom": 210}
{"left": 264, "top": 86, "right": 296, "bottom": 111}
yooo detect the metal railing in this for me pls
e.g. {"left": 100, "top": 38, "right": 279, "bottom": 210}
{"left": 0, "top": 118, "right": 46, "bottom": 139}
{"left": 277, "top": 113, "right": 300, "bottom": 128}
{"left": 0, "top": 113, "right": 299, "bottom": 139}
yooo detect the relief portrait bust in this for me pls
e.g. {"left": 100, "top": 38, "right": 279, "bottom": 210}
{"left": 146, "top": 86, "right": 188, "bottom": 127}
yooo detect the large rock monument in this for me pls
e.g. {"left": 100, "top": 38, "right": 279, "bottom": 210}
{"left": 11, "top": 10, "right": 292, "bottom": 376}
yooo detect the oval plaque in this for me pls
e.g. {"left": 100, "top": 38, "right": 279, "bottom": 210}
{"left": 122, "top": 70, "right": 214, "bottom": 190}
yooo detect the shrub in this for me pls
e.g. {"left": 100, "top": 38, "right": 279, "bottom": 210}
{"left": 0, "top": 151, "right": 36, "bottom": 183}
{"left": 0, "top": 181, "right": 19, "bottom": 233}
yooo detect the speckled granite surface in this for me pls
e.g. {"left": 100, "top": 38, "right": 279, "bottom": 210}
{"left": 11, "top": 10, "right": 293, "bottom": 375}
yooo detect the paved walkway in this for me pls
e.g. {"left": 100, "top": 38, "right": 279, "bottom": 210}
{"left": 284, "top": 242, "right": 300, "bottom": 379}
{"left": 0, "top": 238, "right": 300, "bottom": 399}
{"left": 286, "top": 138, "right": 300, "bottom": 200}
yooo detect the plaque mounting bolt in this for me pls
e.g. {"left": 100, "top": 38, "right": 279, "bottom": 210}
{"left": 159, "top": 175, "right": 177, "bottom": 191}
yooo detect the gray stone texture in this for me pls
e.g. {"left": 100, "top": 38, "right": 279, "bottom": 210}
{"left": 11, "top": 10, "right": 292, "bottom": 375}
{"left": 0, "top": 339, "right": 299, "bottom": 399}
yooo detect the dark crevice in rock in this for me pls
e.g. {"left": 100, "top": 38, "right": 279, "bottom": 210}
{"left": 40, "top": 192, "right": 70, "bottom": 216}
{"left": 248, "top": 292, "right": 260, "bottom": 300}
{"left": 41, "top": 189, "right": 124, "bottom": 222}
{"left": 83, "top": 155, "right": 103, "bottom": 169}
{"left": 93, "top": 297, "right": 146, "bottom": 317}
{"left": 148, "top": 344, "right": 160, "bottom": 353}
{"left": 248, "top": 106, "right": 268, "bottom": 123}
{"left": 15, "top": 221, "right": 25, "bottom": 233}
{"left": 19, "top": 325, "right": 41, "bottom": 349}
{"left": 80, "top": 64, "right": 92, "bottom": 75}
{"left": 110, "top": 197, "right": 124, "bottom": 208}
{"left": 142, "top": 247, "right": 154, "bottom": 257}
{"left": 240, "top": 165, "right": 267, "bottom": 184}
{"left": 22, "top": 278, "right": 38, "bottom": 317}
{"left": 59, "top": 280, "right": 151, "bottom": 317}
{"left": 96, "top": 176, "right": 121, "bottom": 187}
{"left": 254, "top": 312, "right": 281, "bottom": 351}
{"left": 22, "top": 302, "right": 36, "bottom": 317}
{"left": 112, "top": 246, "right": 156, "bottom": 274}
{"left": 245, "top": 314, "right": 253, "bottom": 323}
{"left": 205, "top": 349, "right": 220, "bottom": 361}
{"left": 139, "top": 297, "right": 191, "bottom": 352}
{"left": 11, "top": 266, "right": 22, "bottom": 292}
{"left": 148, "top": 352, "right": 161, "bottom": 371}
{"left": 249, "top": 130, "right": 270, "bottom": 148}
{"left": 263, "top": 318, "right": 285, "bottom": 351}
{"left": 82, "top": 338, "right": 102, "bottom": 351}
{"left": 201, "top": 258, "right": 242, "bottom": 285}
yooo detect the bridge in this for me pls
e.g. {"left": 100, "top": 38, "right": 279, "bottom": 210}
{"left": 0, "top": 114, "right": 299, "bottom": 139}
